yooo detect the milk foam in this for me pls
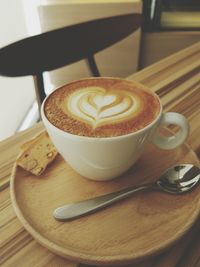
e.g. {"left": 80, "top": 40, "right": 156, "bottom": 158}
{"left": 44, "top": 78, "right": 161, "bottom": 137}
{"left": 64, "top": 86, "right": 141, "bottom": 128}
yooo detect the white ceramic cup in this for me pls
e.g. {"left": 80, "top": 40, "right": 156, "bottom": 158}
{"left": 41, "top": 85, "right": 189, "bottom": 181}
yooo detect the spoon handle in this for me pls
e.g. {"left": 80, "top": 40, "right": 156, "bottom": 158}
{"left": 53, "top": 182, "right": 155, "bottom": 221}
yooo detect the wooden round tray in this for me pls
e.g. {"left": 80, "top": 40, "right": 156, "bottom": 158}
{"left": 10, "top": 141, "right": 200, "bottom": 266}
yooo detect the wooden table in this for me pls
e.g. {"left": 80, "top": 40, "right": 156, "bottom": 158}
{"left": 0, "top": 42, "right": 200, "bottom": 267}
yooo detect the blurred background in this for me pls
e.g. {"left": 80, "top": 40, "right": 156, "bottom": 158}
{"left": 0, "top": 0, "right": 200, "bottom": 141}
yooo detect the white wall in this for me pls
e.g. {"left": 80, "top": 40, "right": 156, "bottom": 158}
{"left": 0, "top": 0, "right": 36, "bottom": 141}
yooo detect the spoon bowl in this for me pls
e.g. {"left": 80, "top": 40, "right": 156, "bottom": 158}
{"left": 54, "top": 164, "right": 200, "bottom": 221}
{"left": 157, "top": 164, "right": 200, "bottom": 194}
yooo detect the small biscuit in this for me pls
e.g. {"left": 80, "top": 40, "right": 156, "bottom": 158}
{"left": 16, "top": 132, "right": 58, "bottom": 176}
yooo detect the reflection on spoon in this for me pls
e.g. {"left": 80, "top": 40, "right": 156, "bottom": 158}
{"left": 54, "top": 164, "right": 200, "bottom": 221}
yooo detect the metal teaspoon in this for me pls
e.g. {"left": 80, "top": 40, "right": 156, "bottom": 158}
{"left": 53, "top": 164, "right": 200, "bottom": 221}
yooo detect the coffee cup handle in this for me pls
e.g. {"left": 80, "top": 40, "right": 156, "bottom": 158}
{"left": 152, "top": 112, "right": 189, "bottom": 150}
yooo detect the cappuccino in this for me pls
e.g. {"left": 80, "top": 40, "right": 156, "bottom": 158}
{"left": 44, "top": 78, "right": 160, "bottom": 137}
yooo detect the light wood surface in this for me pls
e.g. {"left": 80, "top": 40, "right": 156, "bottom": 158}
{"left": 0, "top": 42, "right": 200, "bottom": 267}
{"left": 10, "top": 137, "right": 200, "bottom": 266}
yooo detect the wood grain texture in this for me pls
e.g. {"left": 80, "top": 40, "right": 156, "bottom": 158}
{"left": 0, "top": 123, "right": 44, "bottom": 191}
{"left": 0, "top": 42, "right": 200, "bottom": 267}
{"left": 10, "top": 139, "right": 200, "bottom": 266}
{"left": 0, "top": 188, "right": 78, "bottom": 267}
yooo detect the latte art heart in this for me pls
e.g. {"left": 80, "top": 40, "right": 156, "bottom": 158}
{"left": 65, "top": 87, "right": 141, "bottom": 128}
{"left": 44, "top": 78, "right": 161, "bottom": 137}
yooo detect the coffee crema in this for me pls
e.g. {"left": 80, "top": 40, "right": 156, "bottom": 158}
{"left": 44, "top": 78, "right": 160, "bottom": 137}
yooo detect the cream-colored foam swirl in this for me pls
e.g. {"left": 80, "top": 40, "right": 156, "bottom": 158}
{"left": 62, "top": 86, "right": 141, "bottom": 128}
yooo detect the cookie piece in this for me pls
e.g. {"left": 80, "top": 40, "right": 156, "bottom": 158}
{"left": 16, "top": 132, "right": 58, "bottom": 176}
